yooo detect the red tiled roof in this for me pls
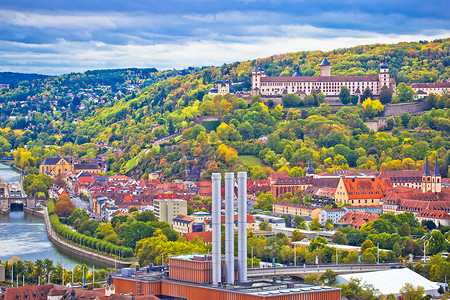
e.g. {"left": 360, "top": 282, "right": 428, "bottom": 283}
{"left": 182, "top": 231, "right": 212, "bottom": 243}
{"left": 417, "top": 209, "right": 450, "bottom": 220}
{"left": 220, "top": 214, "right": 255, "bottom": 223}
{"left": 342, "top": 177, "right": 387, "bottom": 200}
{"left": 274, "top": 202, "right": 318, "bottom": 211}
{"left": 410, "top": 82, "right": 450, "bottom": 89}
{"left": 339, "top": 211, "right": 379, "bottom": 228}
{"left": 261, "top": 75, "right": 379, "bottom": 83}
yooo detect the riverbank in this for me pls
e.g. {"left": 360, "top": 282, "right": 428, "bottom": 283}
{"left": 29, "top": 207, "right": 132, "bottom": 269}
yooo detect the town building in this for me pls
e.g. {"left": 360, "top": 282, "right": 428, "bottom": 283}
{"left": 271, "top": 176, "right": 313, "bottom": 199}
{"left": 252, "top": 57, "right": 395, "bottom": 104}
{"left": 416, "top": 209, "right": 450, "bottom": 227}
{"left": 208, "top": 79, "right": 236, "bottom": 96}
{"left": 378, "top": 170, "right": 423, "bottom": 189}
{"left": 336, "top": 268, "right": 440, "bottom": 297}
{"left": 39, "top": 155, "right": 105, "bottom": 177}
{"left": 422, "top": 157, "right": 442, "bottom": 193}
{"left": 272, "top": 202, "right": 322, "bottom": 219}
{"left": 334, "top": 177, "right": 390, "bottom": 206}
{"left": 252, "top": 214, "right": 286, "bottom": 229}
{"left": 153, "top": 198, "right": 187, "bottom": 225}
{"left": 40, "top": 156, "right": 73, "bottom": 176}
{"left": 409, "top": 81, "right": 450, "bottom": 97}
{"left": 318, "top": 208, "right": 347, "bottom": 225}
{"left": 339, "top": 211, "right": 379, "bottom": 229}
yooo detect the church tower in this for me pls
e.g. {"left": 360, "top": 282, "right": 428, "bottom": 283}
{"left": 319, "top": 58, "right": 331, "bottom": 76}
{"left": 422, "top": 157, "right": 432, "bottom": 193}
{"left": 305, "top": 157, "right": 315, "bottom": 177}
{"left": 379, "top": 57, "right": 390, "bottom": 91}
{"left": 432, "top": 157, "right": 442, "bottom": 193}
{"left": 252, "top": 62, "right": 266, "bottom": 95}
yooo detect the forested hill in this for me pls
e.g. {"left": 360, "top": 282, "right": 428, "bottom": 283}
{"left": 0, "top": 72, "right": 50, "bottom": 85}
{"left": 3, "top": 38, "right": 450, "bottom": 180}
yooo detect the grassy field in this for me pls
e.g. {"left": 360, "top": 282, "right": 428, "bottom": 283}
{"left": 239, "top": 155, "right": 265, "bottom": 167}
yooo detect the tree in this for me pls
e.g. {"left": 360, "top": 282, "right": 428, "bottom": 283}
{"left": 427, "top": 230, "right": 447, "bottom": 255}
{"left": 361, "top": 251, "right": 376, "bottom": 263}
{"left": 339, "top": 278, "right": 381, "bottom": 300}
{"left": 310, "top": 218, "right": 321, "bottom": 231}
{"left": 54, "top": 200, "right": 76, "bottom": 218}
{"left": 339, "top": 86, "right": 351, "bottom": 105}
{"left": 254, "top": 192, "right": 276, "bottom": 211}
{"left": 361, "top": 239, "right": 375, "bottom": 253}
{"left": 291, "top": 229, "right": 306, "bottom": 242}
{"left": 361, "top": 98, "right": 384, "bottom": 119}
{"left": 400, "top": 283, "right": 426, "bottom": 299}
{"left": 259, "top": 221, "right": 272, "bottom": 231}
{"left": 398, "top": 222, "right": 411, "bottom": 237}
{"left": 400, "top": 112, "right": 412, "bottom": 128}
{"left": 128, "top": 206, "right": 138, "bottom": 213}
{"left": 394, "top": 83, "right": 418, "bottom": 103}
{"left": 282, "top": 94, "right": 302, "bottom": 107}
{"left": 379, "top": 85, "right": 392, "bottom": 104}
{"left": 332, "top": 231, "right": 348, "bottom": 245}
{"left": 310, "top": 236, "right": 328, "bottom": 251}
{"left": 319, "top": 269, "right": 337, "bottom": 285}
{"left": 362, "top": 86, "right": 373, "bottom": 102}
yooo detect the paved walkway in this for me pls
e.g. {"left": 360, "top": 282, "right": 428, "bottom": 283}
{"left": 42, "top": 208, "right": 132, "bottom": 268}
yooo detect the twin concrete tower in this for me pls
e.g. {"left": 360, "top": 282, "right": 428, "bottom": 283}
{"left": 211, "top": 172, "right": 247, "bottom": 285}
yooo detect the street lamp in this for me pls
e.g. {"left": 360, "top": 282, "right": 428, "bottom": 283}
{"left": 294, "top": 244, "right": 296, "bottom": 267}
{"left": 377, "top": 243, "right": 379, "bottom": 264}
{"left": 251, "top": 246, "right": 254, "bottom": 269}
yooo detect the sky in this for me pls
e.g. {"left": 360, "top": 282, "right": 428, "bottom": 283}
{"left": 0, "top": 0, "right": 449, "bottom": 75}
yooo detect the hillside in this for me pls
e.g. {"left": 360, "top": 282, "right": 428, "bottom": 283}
{"left": 2, "top": 38, "right": 450, "bottom": 180}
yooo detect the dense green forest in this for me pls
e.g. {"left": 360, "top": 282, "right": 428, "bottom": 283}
{"left": 1, "top": 39, "right": 449, "bottom": 179}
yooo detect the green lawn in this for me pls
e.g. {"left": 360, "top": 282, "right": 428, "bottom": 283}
{"left": 240, "top": 155, "right": 265, "bottom": 167}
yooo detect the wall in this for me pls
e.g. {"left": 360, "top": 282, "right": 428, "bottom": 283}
{"left": 0, "top": 264, "right": 5, "bottom": 282}
{"left": 381, "top": 102, "right": 427, "bottom": 117}
{"left": 36, "top": 208, "right": 131, "bottom": 268}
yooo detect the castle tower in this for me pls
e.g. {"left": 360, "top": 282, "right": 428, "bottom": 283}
{"left": 319, "top": 58, "right": 331, "bottom": 76}
{"left": 422, "top": 157, "right": 432, "bottom": 193}
{"left": 305, "top": 157, "right": 315, "bottom": 177}
{"left": 379, "top": 57, "right": 390, "bottom": 91}
{"left": 432, "top": 157, "right": 442, "bottom": 193}
{"left": 252, "top": 62, "right": 266, "bottom": 95}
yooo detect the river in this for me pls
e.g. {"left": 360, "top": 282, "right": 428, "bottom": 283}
{"left": 0, "top": 163, "right": 108, "bottom": 270}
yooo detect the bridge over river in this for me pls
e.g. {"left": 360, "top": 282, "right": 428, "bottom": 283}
{"left": 247, "top": 263, "right": 400, "bottom": 278}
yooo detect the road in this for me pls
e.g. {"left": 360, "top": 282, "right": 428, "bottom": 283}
{"left": 68, "top": 188, "right": 94, "bottom": 217}
{"left": 247, "top": 263, "right": 397, "bottom": 277}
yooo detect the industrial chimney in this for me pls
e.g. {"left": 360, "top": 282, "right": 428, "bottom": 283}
{"left": 211, "top": 172, "right": 248, "bottom": 285}
{"left": 237, "top": 172, "right": 247, "bottom": 283}
{"left": 211, "top": 173, "right": 221, "bottom": 285}
{"left": 224, "top": 172, "right": 235, "bottom": 284}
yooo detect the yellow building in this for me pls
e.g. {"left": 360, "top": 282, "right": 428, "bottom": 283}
{"left": 272, "top": 202, "right": 322, "bottom": 219}
{"left": 334, "top": 177, "right": 390, "bottom": 206}
{"left": 39, "top": 156, "right": 73, "bottom": 176}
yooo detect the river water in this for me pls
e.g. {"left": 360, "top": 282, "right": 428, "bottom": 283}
{"left": 0, "top": 163, "right": 108, "bottom": 270}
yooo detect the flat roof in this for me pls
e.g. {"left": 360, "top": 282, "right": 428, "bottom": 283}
{"left": 111, "top": 268, "right": 340, "bottom": 297}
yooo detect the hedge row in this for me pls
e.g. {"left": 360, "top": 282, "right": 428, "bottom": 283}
{"left": 47, "top": 200, "right": 133, "bottom": 258}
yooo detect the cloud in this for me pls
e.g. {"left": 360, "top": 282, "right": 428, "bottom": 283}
{"left": 0, "top": 29, "right": 449, "bottom": 75}
{"left": 0, "top": 0, "right": 448, "bottom": 74}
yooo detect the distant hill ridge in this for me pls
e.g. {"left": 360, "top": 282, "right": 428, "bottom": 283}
{"left": 0, "top": 72, "right": 51, "bottom": 84}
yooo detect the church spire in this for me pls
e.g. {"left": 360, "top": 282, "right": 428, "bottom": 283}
{"left": 306, "top": 157, "right": 314, "bottom": 176}
{"left": 433, "top": 157, "right": 440, "bottom": 176}
{"left": 423, "top": 157, "right": 431, "bottom": 176}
